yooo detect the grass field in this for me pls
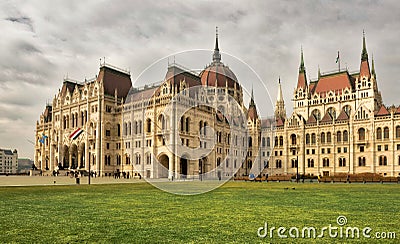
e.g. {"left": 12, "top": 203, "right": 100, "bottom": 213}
{"left": 0, "top": 181, "right": 399, "bottom": 243}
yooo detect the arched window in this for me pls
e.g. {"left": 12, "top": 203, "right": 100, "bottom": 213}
{"left": 339, "top": 158, "right": 346, "bottom": 167}
{"left": 323, "top": 158, "right": 330, "bottom": 167}
{"left": 376, "top": 127, "right": 382, "bottom": 140}
{"left": 275, "top": 160, "right": 282, "bottom": 168}
{"left": 160, "top": 115, "right": 166, "bottom": 130}
{"left": 134, "top": 121, "right": 138, "bottom": 134}
{"left": 262, "top": 137, "right": 266, "bottom": 147}
{"left": 185, "top": 117, "right": 190, "bottom": 132}
{"left": 312, "top": 109, "right": 321, "bottom": 121}
{"left": 180, "top": 117, "right": 184, "bottom": 132}
{"left": 274, "top": 136, "right": 278, "bottom": 147}
{"left": 306, "top": 134, "right": 310, "bottom": 145}
{"left": 320, "top": 132, "right": 325, "bottom": 144}
{"left": 384, "top": 127, "right": 389, "bottom": 139}
{"left": 327, "top": 107, "right": 336, "bottom": 119}
{"left": 291, "top": 134, "right": 296, "bottom": 145}
{"left": 396, "top": 126, "right": 400, "bottom": 138}
{"left": 279, "top": 136, "right": 284, "bottom": 146}
{"left": 146, "top": 118, "right": 152, "bottom": 133}
{"left": 291, "top": 159, "right": 297, "bottom": 168}
{"left": 248, "top": 137, "right": 253, "bottom": 147}
{"left": 138, "top": 120, "right": 142, "bottom": 134}
{"left": 307, "top": 159, "right": 314, "bottom": 168}
{"left": 358, "top": 157, "right": 366, "bottom": 166}
{"left": 343, "top": 130, "right": 348, "bottom": 142}
{"left": 337, "top": 131, "right": 342, "bottom": 142}
{"left": 379, "top": 155, "right": 388, "bottom": 166}
{"left": 199, "top": 121, "right": 203, "bottom": 135}
{"left": 267, "top": 137, "right": 271, "bottom": 147}
{"left": 327, "top": 132, "right": 332, "bottom": 143}
{"left": 358, "top": 128, "right": 365, "bottom": 140}
{"left": 311, "top": 133, "right": 316, "bottom": 144}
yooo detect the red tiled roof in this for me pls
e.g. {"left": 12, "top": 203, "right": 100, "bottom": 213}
{"left": 309, "top": 82, "right": 316, "bottom": 93}
{"left": 126, "top": 87, "right": 158, "bottom": 103}
{"left": 261, "top": 118, "right": 275, "bottom": 128}
{"left": 276, "top": 117, "right": 284, "bottom": 127}
{"left": 375, "top": 105, "right": 389, "bottom": 116}
{"left": 359, "top": 60, "right": 370, "bottom": 79}
{"left": 336, "top": 110, "right": 349, "bottom": 121}
{"left": 396, "top": 106, "right": 400, "bottom": 114}
{"left": 297, "top": 72, "right": 307, "bottom": 89}
{"left": 306, "top": 114, "right": 317, "bottom": 124}
{"left": 313, "top": 72, "right": 352, "bottom": 97}
{"left": 320, "top": 112, "right": 333, "bottom": 123}
{"left": 165, "top": 65, "right": 201, "bottom": 88}
{"left": 200, "top": 63, "right": 239, "bottom": 90}
{"left": 97, "top": 66, "right": 132, "bottom": 99}
{"left": 247, "top": 105, "right": 258, "bottom": 121}
{"left": 61, "top": 81, "right": 79, "bottom": 96}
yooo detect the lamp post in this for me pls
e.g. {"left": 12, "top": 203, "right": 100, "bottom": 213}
{"left": 88, "top": 145, "right": 91, "bottom": 185}
{"left": 296, "top": 149, "right": 299, "bottom": 184}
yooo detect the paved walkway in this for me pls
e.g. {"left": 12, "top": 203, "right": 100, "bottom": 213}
{"left": 0, "top": 175, "right": 146, "bottom": 187}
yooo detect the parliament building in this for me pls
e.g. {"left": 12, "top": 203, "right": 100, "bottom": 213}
{"left": 35, "top": 31, "right": 400, "bottom": 178}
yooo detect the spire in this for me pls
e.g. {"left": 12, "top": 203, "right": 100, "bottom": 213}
{"left": 212, "top": 26, "right": 221, "bottom": 63}
{"left": 275, "top": 77, "right": 286, "bottom": 119}
{"left": 250, "top": 85, "right": 255, "bottom": 107}
{"left": 277, "top": 77, "right": 283, "bottom": 102}
{"left": 296, "top": 47, "right": 307, "bottom": 89}
{"left": 359, "top": 30, "right": 371, "bottom": 78}
{"left": 371, "top": 53, "right": 376, "bottom": 78}
{"left": 248, "top": 85, "right": 258, "bottom": 121}
{"left": 361, "top": 30, "right": 368, "bottom": 61}
{"left": 299, "top": 46, "right": 305, "bottom": 73}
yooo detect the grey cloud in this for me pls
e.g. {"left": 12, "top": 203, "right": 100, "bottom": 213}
{"left": 5, "top": 16, "right": 35, "bottom": 32}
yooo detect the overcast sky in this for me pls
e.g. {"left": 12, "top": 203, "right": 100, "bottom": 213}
{"left": 1, "top": 0, "right": 400, "bottom": 159}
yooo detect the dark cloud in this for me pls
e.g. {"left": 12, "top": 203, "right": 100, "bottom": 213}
{"left": 5, "top": 16, "right": 34, "bottom": 32}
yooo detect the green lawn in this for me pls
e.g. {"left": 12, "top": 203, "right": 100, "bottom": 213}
{"left": 0, "top": 181, "right": 399, "bottom": 243}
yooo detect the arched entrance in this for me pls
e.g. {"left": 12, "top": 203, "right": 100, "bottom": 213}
{"left": 158, "top": 154, "right": 169, "bottom": 178}
{"left": 62, "top": 145, "right": 69, "bottom": 169}
{"left": 180, "top": 156, "right": 188, "bottom": 178}
{"left": 70, "top": 144, "right": 78, "bottom": 169}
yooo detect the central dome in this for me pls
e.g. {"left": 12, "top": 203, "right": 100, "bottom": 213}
{"left": 200, "top": 62, "right": 239, "bottom": 89}
{"left": 199, "top": 28, "right": 240, "bottom": 90}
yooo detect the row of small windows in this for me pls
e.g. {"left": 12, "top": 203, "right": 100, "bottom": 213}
{"left": 63, "top": 111, "right": 88, "bottom": 129}
{"left": 261, "top": 126, "right": 400, "bottom": 148}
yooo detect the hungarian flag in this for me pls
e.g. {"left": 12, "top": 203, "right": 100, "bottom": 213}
{"left": 69, "top": 128, "right": 84, "bottom": 140}
{"left": 336, "top": 51, "right": 340, "bottom": 63}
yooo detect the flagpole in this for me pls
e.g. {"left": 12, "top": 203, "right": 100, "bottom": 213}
{"left": 337, "top": 51, "right": 340, "bottom": 72}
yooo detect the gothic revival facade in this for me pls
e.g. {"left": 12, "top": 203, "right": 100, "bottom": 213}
{"left": 35, "top": 31, "right": 400, "bottom": 178}
{"left": 261, "top": 33, "right": 400, "bottom": 177}
{"left": 35, "top": 33, "right": 256, "bottom": 179}
{"left": 35, "top": 64, "right": 132, "bottom": 175}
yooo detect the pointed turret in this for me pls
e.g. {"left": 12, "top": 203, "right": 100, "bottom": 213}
{"left": 359, "top": 31, "right": 371, "bottom": 79}
{"left": 361, "top": 30, "right": 368, "bottom": 61}
{"left": 275, "top": 77, "right": 286, "bottom": 119}
{"left": 212, "top": 26, "right": 221, "bottom": 63}
{"left": 371, "top": 54, "right": 376, "bottom": 78}
{"left": 247, "top": 86, "right": 258, "bottom": 121}
{"left": 296, "top": 48, "right": 307, "bottom": 89}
